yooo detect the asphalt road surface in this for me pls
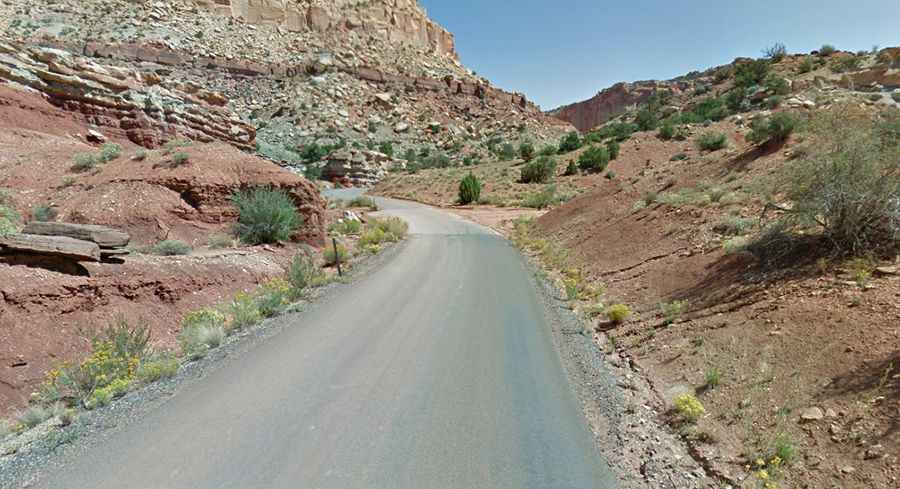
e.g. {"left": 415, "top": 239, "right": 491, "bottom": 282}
{"left": 30, "top": 195, "right": 617, "bottom": 489}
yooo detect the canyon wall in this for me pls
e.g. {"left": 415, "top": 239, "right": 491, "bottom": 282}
{"left": 192, "top": 0, "right": 457, "bottom": 58}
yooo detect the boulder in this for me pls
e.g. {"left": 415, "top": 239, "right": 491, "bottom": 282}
{"left": 0, "top": 234, "right": 101, "bottom": 262}
{"left": 22, "top": 222, "right": 130, "bottom": 249}
{"left": 322, "top": 149, "right": 398, "bottom": 186}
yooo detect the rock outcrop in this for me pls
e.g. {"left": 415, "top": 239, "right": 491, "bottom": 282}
{"left": 193, "top": 0, "right": 457, "bottom": 58}
{"left": 550, "top": 82, "right": 663, "bottom": 132}
{"left": 321, "top": 149, "right": 398, "bottom": 186}
{"left": 0, "top": 41, "right": 256, "bottom": 150}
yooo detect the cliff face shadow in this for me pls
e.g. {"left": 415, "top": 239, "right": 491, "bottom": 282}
{"left": 0, "top": 254, "right": 90, "bottom": 276}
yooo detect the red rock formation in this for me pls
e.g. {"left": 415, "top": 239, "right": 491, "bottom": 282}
{"left": 550, "top": 82, "right": 660, "bottom": 132}
{"left": 0, "top": 41, "right": 257, "bottom": 150}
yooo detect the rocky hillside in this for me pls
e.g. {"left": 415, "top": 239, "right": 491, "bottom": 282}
{"left": 0, "top": 0, "right": 570, "bottom": 183}
{"left": 374, "top": 44, "right": 900, "bottom": 489}
{"left": 552, "top": 47, "right": 900, "bottom": 131}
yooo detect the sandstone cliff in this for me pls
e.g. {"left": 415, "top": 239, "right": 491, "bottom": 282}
{"left": 550, "top": 81, "right": 664, "bottom": 132}
{"left": 193, "top": 0, "right": 457, "bottom": 58}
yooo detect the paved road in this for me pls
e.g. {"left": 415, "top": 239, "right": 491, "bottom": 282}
{"left": 31, "top": 196, "right": 617, "bottom": 489}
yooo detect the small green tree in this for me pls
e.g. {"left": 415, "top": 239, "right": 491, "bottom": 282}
{"left": 497, "top": 143, "right": 516, "bottom": 161}
{"left": 658, "top": 122, "right": 676, "bottom": 140}
{"left": 558, "top": 131, "right": 582, "bottom": 153}
{"left": 458, "top": 173, "right": 482, "bottom": 204}
{"left": 635, "top": 107, "right": 659, "bottom": 131}
{"left": 577, "top": 145, "right": 610, "bottom": 172}
{"left": 518, "top": 140, "right": 535, "bottom": 162}
{"left": 748, "top": 112, "right": 799, "bottom": 144}
{"left": 734, "top": 59, "right": 770, "bottom": 88}
{"left": 606, "top": 140, "right": 620, "bottom": 160}
{"left": 520, "top": 155, "right": 558, "bottom": 183}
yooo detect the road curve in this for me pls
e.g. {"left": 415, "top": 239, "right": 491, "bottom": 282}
{"left": 29, "top": 195, "right": 618, "bottom": 489}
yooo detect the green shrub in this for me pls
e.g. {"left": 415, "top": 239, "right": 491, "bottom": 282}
{"left": 696, "top": 132, "right": 728, "bottom": 151}
{"left": 462, "top": 155, "right": 482, "bottom": 166}
{"left": 42, "top": 317, "right": 150, "bottom": 407}
{"left": 558, "top": 131, "right": 582, "bottom": 153}
{"left": 660, "top": 300, "right": 688, "bottom": 324}
{"left": 300, "top": 143, "right": 330, "bottom": 163}
{"left": 368, "top": 217, "right": 408, "bottom": 241}
{"left": 606, "top": 140, "right": 620, "bottom": 160}
{"left": 577, "top": 145, "right": 610, "bottom": 172}
{"left": 777, "top": 107, "right": 900, "bottom": 253}
{"left": 98, "top": 143, "right": 122, "bottom": 162}
{"left": 595, "top": 122, "right": 637, "bottom": 141}
{"left": 606, "top": 304, "right": 631, "bottom": 323}
{"left": 518, "top": 140, "right": 535, "bottom": 161}
{"left": 725, "top": 87, "right": 748, "bottom": 112}
{"left": 458, "top": 173, "right": 482, "bottom": 204}
{"left": 819, "top": 44, "right": 837, "bottom": 56}
{"left": 766, "top": 96, "right": 782, "bottom": 109}
{"left": 171, "top": 152, "right": 190, "bottom": 166}
{"left": 207, "top": 234, "right": 233, "bottom": 249}
{"left": 522, "top": 185, "right": 560, "bottom": 209}
{"left": 772, "top": 434, "right": 797, "bottom": 463}
{"left": 179, "top": 319, "right": 225, "bottom": 360}
{"left": 378, "top": 141, "right": 394, "bottom": 158}
{"left": 539, "top": 144, "right": 558, "bottom": 156}
{"left": 255, "top": 279, "right": 290, "bottom": 318}
{"left": 163, "top": 138, "right": 192, "bottom": 154}
{"left": 286, "top": 253, "right": 320, "bottom": 298}
{"left": 705, "top": 368, "right": 722, "bottom": 389}
{"left": 748, "top": 112, "right": 799, "bottom": 144}
{"left": 674, "top": 393, "right": 705, "bottom": 422}
{"left": 149, "top": 240, "right": 192, "bottom": 256}
{"left": 497, "top": 143, "right": 516, "bottom": 161}
{"left": 330, "top": 219, "right": 361, "bottom": 235}
{"left": 227, "top": 292, "right": 261, "bottom": 331}
{"left": 692, "top": 97, "right": 730, "bottom": 121}
{"left": 31, "top": 204, "right": 57, "bottom": 222}
{"left": 71, "top": 153, "right": 99, "bottom": 172}
{"left": 798, "top": 57, "right": 817, "bottom": 74}
{"left": 136, "top": 353, "right": 179, "bottom": 384}
{"left": 231, "top": 187, "right": 300, "bottom": 245}
{"left": 734, "top": 59, "right": 770, "bottom": 88}
{"left": 714, "top": 215, "right": 755, "bottom": 235}
{"left": 521, "top": 155, "right": 557, "bottom": 183}
{"left": 16, "top": 405, "right": 52, "bottom": 429}
{"left": 658, "top": 123, "right": 676, "bottom": 140}
{"left": 347, "top": 196, "right": 378, "bottom": 210}
{"left": 421, "top": 152, "right": 452, "bottom": 168}
{"left": 831, "top": 56, "right": 862, "bottom": 73}
{"left": 564, "top": 160, "right": 578, "bottom": 176}
{"left": 764, "top": 74, "right": 790, "bottom": 95}
{"left": 635, "top": 107, "right": 659, "bottom": 131}
{"left": 323, "top": 241, "right": 349, "bottom": 266}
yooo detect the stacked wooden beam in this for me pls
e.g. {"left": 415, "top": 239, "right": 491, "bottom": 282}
{"left": 0, "top": 223, "right": 130, "bottom": 262}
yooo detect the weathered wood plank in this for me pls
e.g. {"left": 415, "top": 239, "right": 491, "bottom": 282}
{"left": 22, "top": 222, "right": 129, "bottom": 248}
{"left": 0, "top": 234, "right": 101, "bottom": 261}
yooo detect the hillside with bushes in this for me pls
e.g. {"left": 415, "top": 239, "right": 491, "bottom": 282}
{"left": 375, "top": 43, "right": 900, "bottom": 489}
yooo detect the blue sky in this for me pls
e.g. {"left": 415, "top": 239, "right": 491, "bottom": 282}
{"left": 420, "top": 0, "right": 900, "bottom": 109}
